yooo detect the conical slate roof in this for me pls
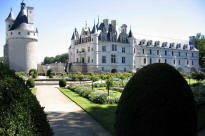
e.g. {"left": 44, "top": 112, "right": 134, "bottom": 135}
{"left": 5, "top": 9, "right": 15, "bottom": 21}
{"left": 10, "top": 1, "right": 28, "bottom": 30}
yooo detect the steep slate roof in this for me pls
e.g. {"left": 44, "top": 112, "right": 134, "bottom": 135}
{"left": 5, "top": 9, "right": 15, "bottom": 21}
{"left": 128, "top": 29, "right": 133, "bottom": 38}
{"left": 10, "top": 1, "right": 28, "bottom": 30}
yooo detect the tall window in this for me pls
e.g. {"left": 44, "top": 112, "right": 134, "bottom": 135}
{"left": 186, "top": 52, "right": 187, "bottom": 56}
{"left": 122, "top": 57, "right": 125, "bottom": 63}
{"left": 187, "top": 60, "right": 189, "bottom": 65}
{"left": 178, "top": 60, "right": 181, "bottom": 65}
{"left": 192, "top": 53, "right": 194, "bottom": 57}
{"left": 112, "top": 44, "right": 117, "bottom": 51}
{"left": 111, "top": 55, "right": 116, "bottom": 63}
{"left": 88, "top": 47, "right": 90, "bottom": 52}
{"left": 144, "top": 58, "right": 146, "bottom": 64}
{"left": 192, "top": 60, "right": 194, "bottom": 65}
{"left": 102, "top": 56, "right": 106, "bottom": 63}
{"left": 172, "top": 51, "right": 174, "bottom": 56}
{"left": 82, "top": 58, "right": 85, "bottom": 63}
{"left": 165, "top": 50, "right": 167, "bottom": 56}
{"left": 77, "top": 49, "right": 79, "bottom": 53}
{"left": 179, "top": 52, "right": 181, "bottom": 56}
{"left": 88, "top": 57, "right": 90, "bottom": 63}
{"left": 143, "top": 49, "right": 145, "bottom": 54}
{"left": 157, "top": 50, "right": 159, "bottom": 55}
{"left": 150, "top": 50, "right": 152, "bottom": 55}
{"left": 158, "top": 59, "right": 161, "bottom": 63}
{"left": 174, "top": 60, "right": 175, "bottom": 64}
{"left": 122, "top": 47, "right": 125, "bottom": 53}
{"left": 102, "top": 46, "right": 106, "bottom": 52}
{"left": 77, "top": 58, "right": 79, "bottom": 62}
{"left": 150, "top": 58, "right": 152, "bottom": 64}
{"left": 165, "top": 59, "right": 167, "bottom": 63}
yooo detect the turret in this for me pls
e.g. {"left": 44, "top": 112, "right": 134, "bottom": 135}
{"left": 5, "top": 9, "right": 15, "bottom": 35}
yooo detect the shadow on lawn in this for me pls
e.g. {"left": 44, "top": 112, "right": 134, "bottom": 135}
{"left": 46, "top": 111, "right": 112, "bottom": 136}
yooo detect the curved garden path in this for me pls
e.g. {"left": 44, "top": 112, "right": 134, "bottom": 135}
{"left": 36, "top": 86, "right": 111, "bottom": 136}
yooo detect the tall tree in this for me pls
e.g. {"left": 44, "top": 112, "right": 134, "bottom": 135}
{"left": 195, "top": 33, "right": 205, "bottom": 72}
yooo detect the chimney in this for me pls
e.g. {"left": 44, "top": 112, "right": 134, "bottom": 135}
{"left": 111, "top": 20, "right": 116, "bottom": 31}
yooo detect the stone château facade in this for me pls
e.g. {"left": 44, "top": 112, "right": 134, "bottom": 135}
{"left": 4, "top": 1, "right": 38, "bottom": 73}
{"left": 68, "top": 19, "right": 199, "bottom": 73}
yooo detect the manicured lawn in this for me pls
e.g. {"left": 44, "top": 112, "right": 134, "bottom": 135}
{"left": 95, "top": 87, "right": 122, "bottom": 97}
{"left": 31, "top": 88, "right": 37, "bottom": 95}
{"left": 59, "top": 88, "right": 117, "bottom": 135}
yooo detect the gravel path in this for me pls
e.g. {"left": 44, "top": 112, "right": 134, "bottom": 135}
{"left": 36, "top": 86, "right": 111, "bottom": 136}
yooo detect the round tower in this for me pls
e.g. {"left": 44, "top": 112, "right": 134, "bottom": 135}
{"left": 6, "top": 1, "right": 38, "bottom": 73}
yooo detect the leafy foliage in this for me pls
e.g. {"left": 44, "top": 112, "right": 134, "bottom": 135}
{"left": 106, "top": 76, "right": 114, "bottom": 96}
{"left": 67, "top": 84, "right": 119, "bottom": 104}
{"left": 59, "top": 78, "right": 67, "bottom": 87}
{"left": 26, "top": 78, "right": 35, "bottom": 88}
{"left": 195, "top": 33, "right": 205, "bottom": 72}
{"left": 42, "top": 53, "right": 68, "bottom": 64}
{"left": 29, "top": 69, "right": 38, "bottom": 78}
{"left": 0, "top": 64, "right": 53, "bottom": 135}
{"left": 47, "top": 69, "right": 56, "bottom": 78}
{"left": 115, "top": 63, "right": 197, "bottom": 136}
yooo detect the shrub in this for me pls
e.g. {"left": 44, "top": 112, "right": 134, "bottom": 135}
{"left": 26, "top": 78, "right": 35, "bottom": 88}
{"left": 115, "top": 63, "right": 197, "bottom": 136}
{"left": 47, "top": 69, "right": 55, "bottom": 78}
{"left": 59, "top": 78, "right": 66, "bottom": 87}
{"left": 29, "top": 69, "right": 38, "bottom": 78}
{"left": 0, "top": 64, "right": 53, "bottom": 135}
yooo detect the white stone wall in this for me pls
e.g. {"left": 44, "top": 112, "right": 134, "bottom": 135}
{"left": 8, "top": 38, "right": 37, "bottom": 73}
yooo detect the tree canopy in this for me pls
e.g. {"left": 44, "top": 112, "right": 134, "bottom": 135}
{"left": 195, "top": 33, "right": 205, "bottom": 72}
{"left": 42, "top": 53, "right": 68, "bottom": 64}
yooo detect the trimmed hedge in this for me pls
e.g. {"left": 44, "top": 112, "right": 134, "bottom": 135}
{"left": 0, "top": 64, "right": 53, "bottom": 136}
{"left": 26, "top": 78, "right": 35, "bottom": 88}
{"left": 115, "top": 63, "right": 197, "bottom": 136}
{"left": 59, "top": 78, "right": 66, "bottom": 87}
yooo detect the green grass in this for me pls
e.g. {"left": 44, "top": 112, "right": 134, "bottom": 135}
{"left": 59, "top": 88, "right": 117, "bottom": 135}
{"left": 31, "top": 88, "right": 37, "bottom": 95}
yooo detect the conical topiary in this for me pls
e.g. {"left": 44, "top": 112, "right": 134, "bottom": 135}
{"left": 115, "top": 63, "right": 197, "bottom": 136}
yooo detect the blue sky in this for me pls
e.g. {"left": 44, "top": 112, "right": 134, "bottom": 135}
{"left": 0, "top": 0, "right": 205, "bottom": 62}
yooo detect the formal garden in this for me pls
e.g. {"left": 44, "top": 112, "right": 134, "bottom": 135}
{"left": 3, "top": 64, "right": 205, "bottom": 136}
{"left": 55, "top": 67, "right": 205, "bottom": 135}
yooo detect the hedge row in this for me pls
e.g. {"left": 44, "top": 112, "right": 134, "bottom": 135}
{"left": 67, "top": 84, "right": 119, "bottom": 104}
{"left": 0, "top": 64, "right": 53, "bottom": 136}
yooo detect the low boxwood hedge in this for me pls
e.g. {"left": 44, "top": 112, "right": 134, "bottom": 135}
{"left": 0, "top": 64, "right": 53, "bottom": 136}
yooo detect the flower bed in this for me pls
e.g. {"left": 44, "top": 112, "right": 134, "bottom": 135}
{"left": 67, "top": 84, "right": 119, "bottom": 104}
